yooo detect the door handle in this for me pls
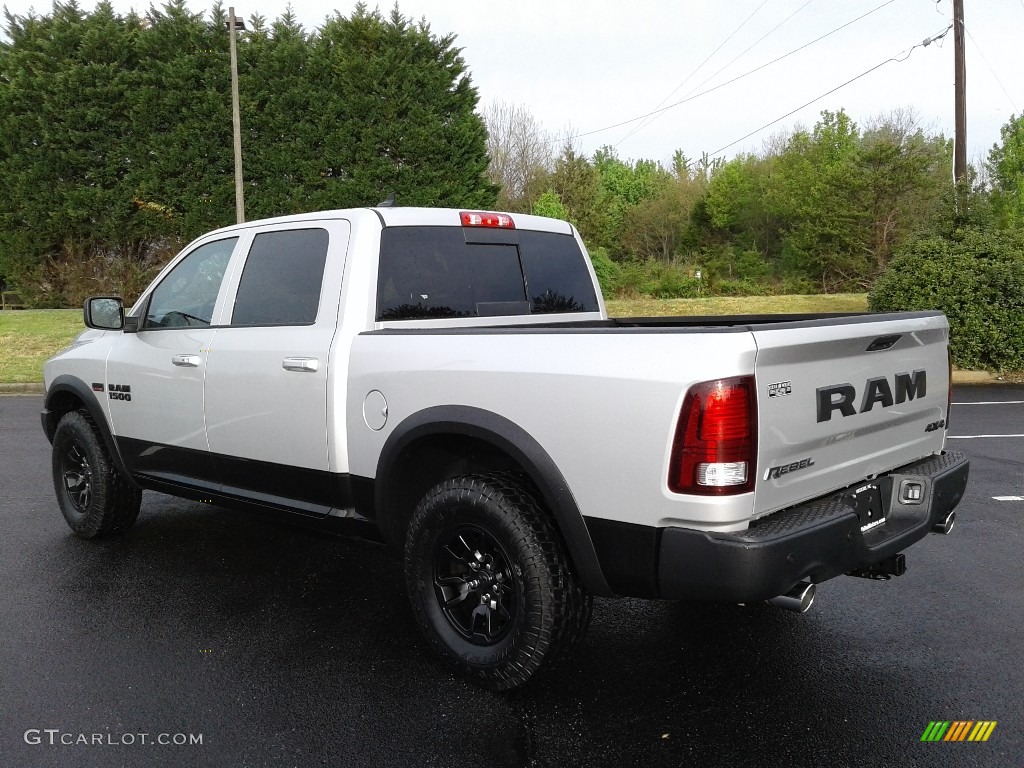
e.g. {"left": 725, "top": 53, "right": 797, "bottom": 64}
{"left": 282, "top": 357, "right": 319, "bottom": 373}
{"left": 171, "top": 354, "right": 201, "bottom": 367}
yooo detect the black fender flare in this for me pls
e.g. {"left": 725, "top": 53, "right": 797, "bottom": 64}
{"left": 375, "top": 405, "right": 613, "bottom": 597}
{"left": 42, "top": 375, "right": 138, "bottom": 487}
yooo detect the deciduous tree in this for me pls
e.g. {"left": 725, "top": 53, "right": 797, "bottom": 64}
{"left": 987, "top": 113, "right": 1024, "bottom": 229}
{"left": 483, "top": 101, "right": 553, "bottom": 212}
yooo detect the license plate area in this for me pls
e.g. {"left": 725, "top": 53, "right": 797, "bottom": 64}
{"left": 849, "top": 482, "right": 886, "bottom": 533}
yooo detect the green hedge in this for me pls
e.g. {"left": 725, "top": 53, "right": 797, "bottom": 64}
{"left": 868, "top": 229, "right": 1024, "bottom": 371}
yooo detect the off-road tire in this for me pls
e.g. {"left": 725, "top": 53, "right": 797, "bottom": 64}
{"left": 51, "top": 410, "right": 141, "bottom": 538}
{"left": 404, "top": 473, "right": 592, "bottom": 691}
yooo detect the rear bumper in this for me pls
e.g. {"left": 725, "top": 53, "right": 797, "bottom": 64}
{"left": 584, "top": 451, "right": 969, "bottom": 601}
{"left": 656, "top": 451, "right": 969, "bottom": 602}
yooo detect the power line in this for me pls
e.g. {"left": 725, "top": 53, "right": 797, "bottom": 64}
{"left": 565, "top": 0, "right": 896, "bottom": 147}
{"left": 707, "top": 24, "right": 953, "bottom": 158}
{"left": 617, "top": 0, "right": 772, "bottom": 146}
{"left": 687, "top": 0, "right": 817, "bottom": 104}
{"left": 619, "top": 0, "right": 816, "bottom": 147}
{"left": 964, "top": 25, "right": 1019, "bottom": 113}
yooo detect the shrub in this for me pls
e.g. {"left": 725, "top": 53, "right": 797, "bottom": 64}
{"left": 777, "top": 275, "right": 820, "bottom": 295}
{"left": 714, "top": 278, "right": 774, "bottom": 297}
{"left": 607, "top": 258, "right": 654, "bottom": 297}
{"left": 586, "top": 246, "right": 621, "bottom": 297}
{"left": 651, "top": 264, "right": 700, "bottom": 299}
{"left": 736, "top": 249, "right": 772, "bottom": 279}
{"left": 603, "top": 257, "right": 701, "bottom": 299}
{"left": 11, "top": 243, "right": 180, "bottom": 308}
{"left": 868, "top": 229, "right": 1024, "bottom": 372}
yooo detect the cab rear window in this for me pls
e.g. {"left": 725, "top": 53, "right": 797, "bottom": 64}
{"left": 376, "top": 226, "right": 598, "bottom": 321}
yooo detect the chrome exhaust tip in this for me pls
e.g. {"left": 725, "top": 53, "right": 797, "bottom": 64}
{"left": 932, "top": 511, "right": 955, "bottom": 535}
{"left": 767, "top": 582, "right": 815, "bottom": 613}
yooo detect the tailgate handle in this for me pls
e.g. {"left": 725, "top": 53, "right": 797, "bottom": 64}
{"left": 866, "top": 334, "right": 901, "bottom": 352}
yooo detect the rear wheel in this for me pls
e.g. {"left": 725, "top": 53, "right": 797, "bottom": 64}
{"left": 52, "top": 410, "right": 141, "bottom": 538}
{"left": 404, "top": 473, "right": 592, "bottom": 690}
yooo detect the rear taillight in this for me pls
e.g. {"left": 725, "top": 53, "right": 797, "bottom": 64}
{"left": 669, "top": 376, "right": 757, "bottom": 495}
{"left": 947, "top": 346, "right": 953, "bottom": 430}
{"left": 460, "top": 211, "right": 515, "bottom": 229}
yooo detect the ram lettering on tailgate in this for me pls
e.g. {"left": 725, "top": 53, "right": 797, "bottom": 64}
{"left": 815, "top": 370, "right": 926, "bottom": 423}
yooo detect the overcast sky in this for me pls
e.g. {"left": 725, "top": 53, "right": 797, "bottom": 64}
{"left": 4, "top": 0, "right": 1022, "bottom": 169}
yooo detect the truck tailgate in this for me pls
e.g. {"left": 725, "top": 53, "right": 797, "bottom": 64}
{"left": 751, "top": 312, "right": 950, "bottom": 517}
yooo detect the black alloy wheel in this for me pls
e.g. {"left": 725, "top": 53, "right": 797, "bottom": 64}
{"left": 51, "top": 410, "right": 142, "bottom": 538}
{"left": 405, "top": 473, "right": 592, "bottom": 691}
{"left": 61, "top": 440, "right": 94, "bottom": 513}
{"left": 433, "top": 524, "right": 519, "bottom": 646}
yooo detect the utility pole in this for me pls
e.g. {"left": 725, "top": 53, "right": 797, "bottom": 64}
{"left": 953, "top": 0, "right": 967, "bottom": 185}
{"left": 227, "top": 7, "right": 246, "bottom": 224}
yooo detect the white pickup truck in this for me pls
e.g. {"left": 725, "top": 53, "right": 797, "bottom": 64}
{"left": 42, "top": 207, "right": 969, "bottom": 690}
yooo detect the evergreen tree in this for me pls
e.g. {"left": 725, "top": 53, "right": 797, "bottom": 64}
{"left": 313, "top": 4, "right": 496, "bottom": 209}
{"left": 0, "top": 2, "right": 496, "bottom": 303}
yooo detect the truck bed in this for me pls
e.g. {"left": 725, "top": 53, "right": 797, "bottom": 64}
{"left": 353, "top": 309, "right": 950, "bottom": 527}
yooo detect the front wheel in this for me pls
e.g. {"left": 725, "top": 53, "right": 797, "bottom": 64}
{"left": 404, "top": 473, "right": 592, "bottom": 691}
{"left": 51, "top": 410, "right": 141, "bottom": 538}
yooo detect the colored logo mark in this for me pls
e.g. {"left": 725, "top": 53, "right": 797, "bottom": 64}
{"left": 921, "top": 721, "right": 997, "bottom": 742}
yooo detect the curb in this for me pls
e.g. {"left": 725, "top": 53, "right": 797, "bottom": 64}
{"left": 0, "top": 371, "right": 1014, "bottom": 395}
{"left": 0, "top": 383, "right": 44, "bottom": 394}
{"left": 951, "top": 370, "right": 1012, "bottom": 384}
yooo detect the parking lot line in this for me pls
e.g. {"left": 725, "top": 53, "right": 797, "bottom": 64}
{"left": 947, "top": 434, "right": 1024, "bottom": 439}
{"left": 952, "top": 401, "right": 1024, "bottom": 405}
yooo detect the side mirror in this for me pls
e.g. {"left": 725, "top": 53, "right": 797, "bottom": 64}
{"left": 83, "top": 296, "right": 125, "bottom": 330}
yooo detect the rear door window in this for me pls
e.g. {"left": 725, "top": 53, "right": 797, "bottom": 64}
{"left": 377, "top": 226, "right": 598, "bottom": 321}
{"left": 231, "top": 228, "right": 329, "bottom": 326}
{"left": 518, "top": 230, "right": 599, "bottom": 314}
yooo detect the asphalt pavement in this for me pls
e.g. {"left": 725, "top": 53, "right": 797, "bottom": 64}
{"left": 1, "top": 388, "right": 1021, "bottom": 768}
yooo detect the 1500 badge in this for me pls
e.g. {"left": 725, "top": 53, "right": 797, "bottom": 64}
{"left": 109, "top": 384, "right": 132, "bottom": 402}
